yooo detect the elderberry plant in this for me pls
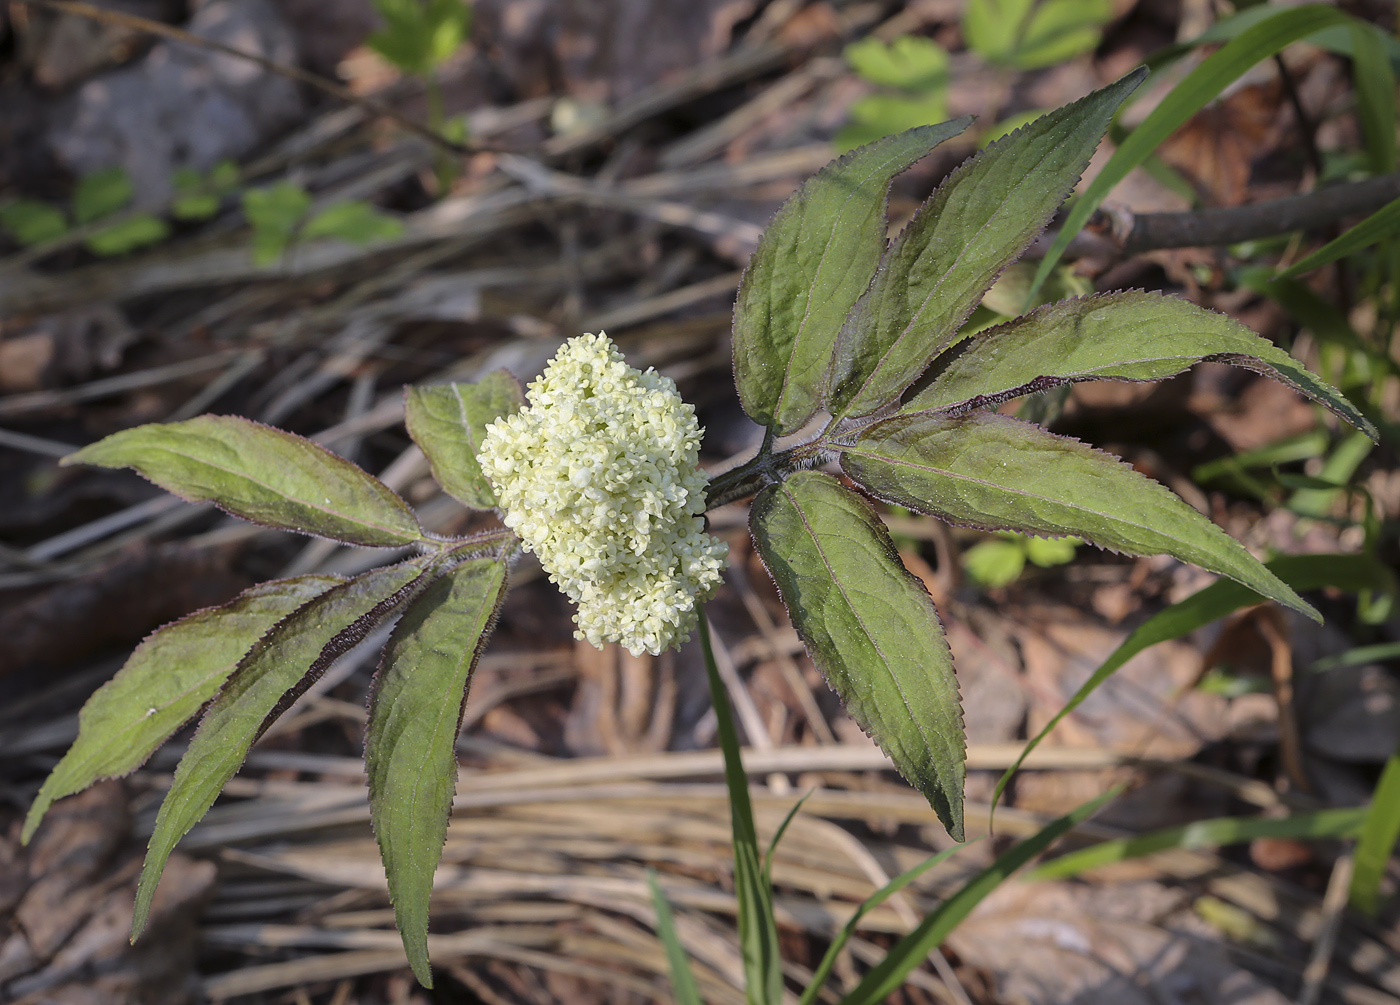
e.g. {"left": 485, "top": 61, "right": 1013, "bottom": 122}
{"left": 24, "top": 68, "right": 1376, "bottom": 990}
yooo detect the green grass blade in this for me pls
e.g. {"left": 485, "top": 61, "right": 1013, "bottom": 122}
{"left": 1310, "top": 641, "right": 1400, "bottom": 673}
{"left": 798, "top": 842, "right": 970, "bottom": 1005}
{"left": 764, "top": 791, "right": 812, "bottom": 885}
{"left": 837, "top": 790, "right": 1115, "bottom": 1005}
{"left": 648, "top": 868, "right": 706, "bottom": 1005}
{"left": 1033, "top": 808, "right": 1367, "bottom": 880}
{"left": 1351, "top": 749, "right": 1400, "bottom": 915}
{"left": 1027, "top": 3, "right": 1362, "bottom": 307}
{"left": 1347, "top": 20, "right": 1398, "bottom": 175}
{"left": 1288, "top": 429, "right": 1373, "bottom": 518}
{"left": 1280, "top": 195, "right": 1400, "bottom": 280}
{"left": 989, "top": 552, "right": 1396, "bottom": 823}
{"left": 699, "top": 614, "right": 783, "bottom": 1005}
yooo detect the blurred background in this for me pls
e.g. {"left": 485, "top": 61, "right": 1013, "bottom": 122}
{"left": 2, "top": 0, "right": 1399, "bottom": 1002}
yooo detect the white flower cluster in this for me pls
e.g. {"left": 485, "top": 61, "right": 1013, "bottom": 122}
{"left": 479, "top": 333, "right": 728, "bottom": 656}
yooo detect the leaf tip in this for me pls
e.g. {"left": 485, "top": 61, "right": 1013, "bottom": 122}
{"left": 408, "top": 953, "right": 435, "bottom": 990}
{"left": 19, "top": 802, "right": 47, "bottom": 846}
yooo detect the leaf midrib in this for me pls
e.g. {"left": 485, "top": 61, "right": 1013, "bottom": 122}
{"left": 845, "top": 130, "right": 1068, "bottom": 411}
{"left": 145, "top": 442, "right": 417, "bottom": 541}
{"left": 770, "top": 152, "right": 912, "bottom": 426}
{"left": 841, "top": 435, "right": 1188, "bottom": 548}
{"left": 779, "top": 480, "right": 948, "bottom": 776}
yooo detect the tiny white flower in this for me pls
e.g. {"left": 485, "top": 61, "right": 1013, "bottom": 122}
{"left": 479, "top": 332, "right": 728, "bottom": 656}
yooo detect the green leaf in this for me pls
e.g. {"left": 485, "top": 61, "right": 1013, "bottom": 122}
{"left": 1032, "top": 807, "right": 1367, "bottom": 880}
{"left": 173, "top": 161, "right": 240, "bottom": 221}
{"left": 905, "top": 291, "right": 1377, "bottom": 440}
{"left": 697, "top": 614, "right": 783, "bottom": 1005}
{"left": 837, "top": 788, "right": 1115, "bottom": 1005}
{"left": 0, "top": 199, "right": 69, "bottom": 245}
{"left": 732, "top": 119, "right": 973, "bottom": 434}
{"left": 1025, "top": 534, "right": 1077, "bottom": 567}
{"left": 963, "top": 0, "right": 1113, "bottom": 70}
{"left": 133, "top": 557, "right": 436, "bottom": 937}
{"left": 799, "top": 842, "right": 970, "bottom": 1005}
{"left": 73, "top": 167, "right": 134, "bottom": 224}
{"left": 962, "top": 537, "right": 1026, "bottom": 587}
{"left": 243, "top": 182, "right": 310, "bottom": 264}
{"left": 367, "top": 557, "right": 507, "bottom": 988}
{"left": 989, "top": 552, "right": 1395, "bottom": 820}
{"left": 1280, "top": 195, "right": 1400, "bottom": 280}
{"left": 84, "top": 214, "right": 171, "bottom": 256}
{"left": 750, "top": 471, "right": 965, "bottom": 838}
{"left": 368, "top": 0, "right": 469, "bottom": 75}
{"left": 827, "top": 70, "right": 1144, "bottom": 422}
{"left": 22, "top": 575, "right": 339, "bottom": 845}
{"left": 1352, "top": 747, "right": 1400, "bottom": 915}
{"left": 425, "top": 0, "right": 470, "bottom": 66}
{"left": 839, "top": 412, "right": 1316, "bottom": 620}
{"left": 304, "top": 201, "right": 405, "bottom": 245}
{"left": 1027, "top": 4, "right": 1368, "bottom": 306}
{"left": 836, "top": 94, "right": 953, "bottom": 153}
{"left": 404, "top": 372, "right": 525, "bottom": 510}
{"left": 845, "top": 35, "right": 949, "bottom": 90}
{"left": 64, "top": 415, "right": 425, "bottom": 547}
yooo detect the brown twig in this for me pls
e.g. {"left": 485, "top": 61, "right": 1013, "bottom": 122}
{"left": 1031, "top": 171, "right": 1400, "bottom": 260}
{"left": 13, "top": 0, "right": 487, "bottom": 156}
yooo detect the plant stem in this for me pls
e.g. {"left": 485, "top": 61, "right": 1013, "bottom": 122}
{"left": 705, "top": 437, "right": 826, "bottom": 510}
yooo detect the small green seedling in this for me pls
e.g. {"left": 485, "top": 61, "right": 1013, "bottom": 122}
{"left": 838, "top": 35, "right": 951, "bottom": 151}
{"left": 242, "top": 182, "right": 404, "bottom": 266}
{"left": 964, "top": 531, "right": 1079, "bottom": 588}
{"left": 963, "top": 0, "right": 1114, "bottom": 70}
{"left": 0, "top": 166, "right": 170, "bottom": 256}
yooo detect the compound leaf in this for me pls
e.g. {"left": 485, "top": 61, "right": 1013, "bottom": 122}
{"left": 367, "top": 557, "right": 508, "bottom": 988}
{"left": 405, "top": 372, "right": 525, "bottom": 510}
{"left": 733, "top": 119, "right": 973, "bottom": 434}
{"left": 907, "top": 291, "right": 1376, "bottom": 439}
{"left": 132, "top": 557, "right": 437, "bottom": 937}
{"left": 826, "top": 70, "right": 1144, "bottom": 422}
{"left": 840, "top": 413, "right": 1317, "bottom": 620}
{"left": 22, "top": 575, "right": 340, "bottom": 844}
{"left": 750, "top": 471, "right": 964, "bottom": 838}
{"left": 65, "top": 415, "right": 425, "bottom": 547}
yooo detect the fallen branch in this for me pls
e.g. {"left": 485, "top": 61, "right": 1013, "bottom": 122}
{"left": 1033, "top": 171, "right": 1400, "bottom": 260}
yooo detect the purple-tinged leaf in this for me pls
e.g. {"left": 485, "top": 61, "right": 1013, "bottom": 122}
{"left": 64, "top": 415, "right": 424, "bottom": 547}
{"left": 840, "top": 412, "right": 1317, "bottom": 620}
{"left": 366, "top": 557, "right": 508, "bottom": 987}
{"left": 22, "top": 575, "right": 340, "bottom": 844}
{"left": 750, "top": 471, "right": 964, "bottom": 838}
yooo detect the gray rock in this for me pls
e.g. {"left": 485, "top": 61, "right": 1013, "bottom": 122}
{"left": 48, "top": 0, "right": 306, "bottom": 204}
